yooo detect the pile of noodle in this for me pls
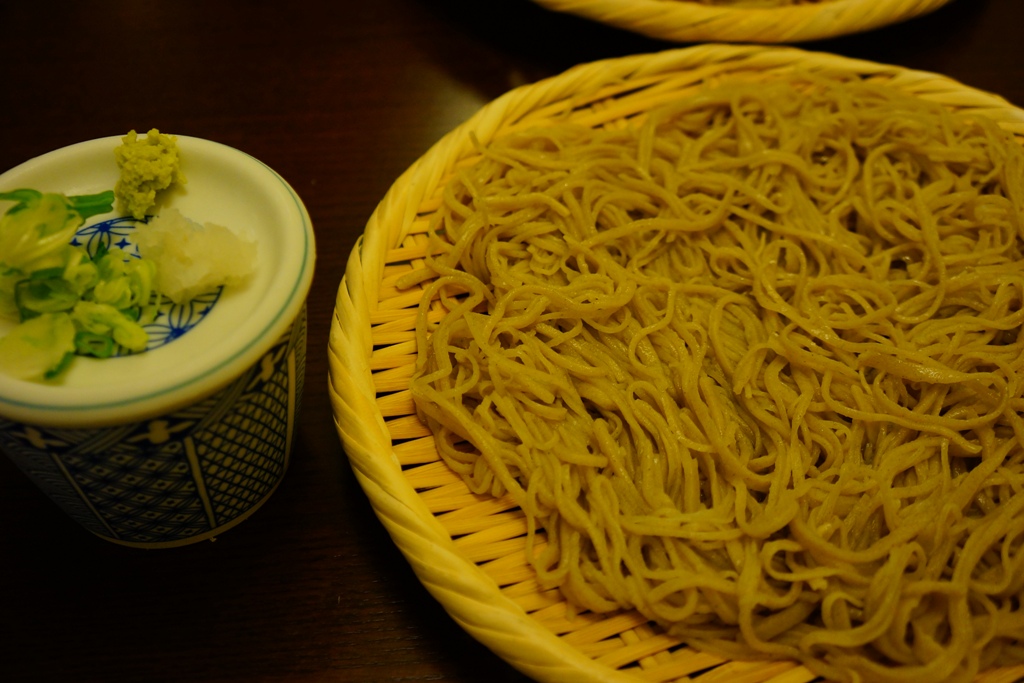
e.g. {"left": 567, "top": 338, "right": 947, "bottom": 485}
{"left": 407, "top": 72, "right": 1024, "bottom": 683}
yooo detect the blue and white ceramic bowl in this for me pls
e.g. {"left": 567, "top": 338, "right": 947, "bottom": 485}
{"left": 0, "top": 136, "right": 315, "bottom": 547}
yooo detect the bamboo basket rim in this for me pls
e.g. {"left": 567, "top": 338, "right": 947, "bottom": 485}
{"left": 328, "top": 44, "right": 1024, "bottom": 683}
{"left": 528, "top": 0, "right": 957, "bottom": 43}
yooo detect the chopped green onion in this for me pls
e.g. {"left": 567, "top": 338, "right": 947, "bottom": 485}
{"left": 74, "top": 331, "right": 115, "bottom": 358}
{"left": 44, "top": 351, "right": 75, "bottom": 379}
{"left": 71, "top": 300, "right": 148, "bottom": 353}
{"left": 67, "top": 191, "right": 115, "bottom": 221}
{"left": 92, "top": 241, "right": 109, "bottom": 262}
{"left": 15, "top": 276, "right": 79, "bottom": 318}
{"left": 0, "top": 312, "right": 76, "bottom": 380}
{"left": 0, "top": 188, "right": 160, "bottom": 380}
{"left": 29, "top": 267, "right": 65, "bottom": 281}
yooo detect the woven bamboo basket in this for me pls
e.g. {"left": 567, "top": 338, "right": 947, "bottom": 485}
{"left": 328, "top": 44, "right": 1024, "bottom": 683}
{"left": 529, "top": 0, "right": 956, "bottom": 43}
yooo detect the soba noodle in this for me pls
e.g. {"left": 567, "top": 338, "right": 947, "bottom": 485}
{"left": 406, "top": 72, "right": 1024, "bottom": 683}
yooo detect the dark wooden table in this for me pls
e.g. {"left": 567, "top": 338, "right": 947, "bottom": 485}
{"left": 1, "top": 1, "right": 1022, "bottom": 681}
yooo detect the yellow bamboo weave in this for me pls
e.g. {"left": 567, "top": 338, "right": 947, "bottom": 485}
{"left": 529, "top": 0, "right": 956, "bottom": 43}
{"left": 328, "top": 44, "right": 1024, "bottom": 683}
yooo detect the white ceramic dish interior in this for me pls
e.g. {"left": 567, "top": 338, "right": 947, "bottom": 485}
{"left": 0, "top": 136, "right": 315, "bottom": 427}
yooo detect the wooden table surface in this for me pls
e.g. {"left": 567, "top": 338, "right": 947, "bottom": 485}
{"left": 1, "top": 1, "right": 1023, "bottom": 681}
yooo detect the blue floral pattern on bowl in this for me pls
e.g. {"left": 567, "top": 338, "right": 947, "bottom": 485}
{"left": 70, "top": 215, "right": 221, "bottom": 354}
